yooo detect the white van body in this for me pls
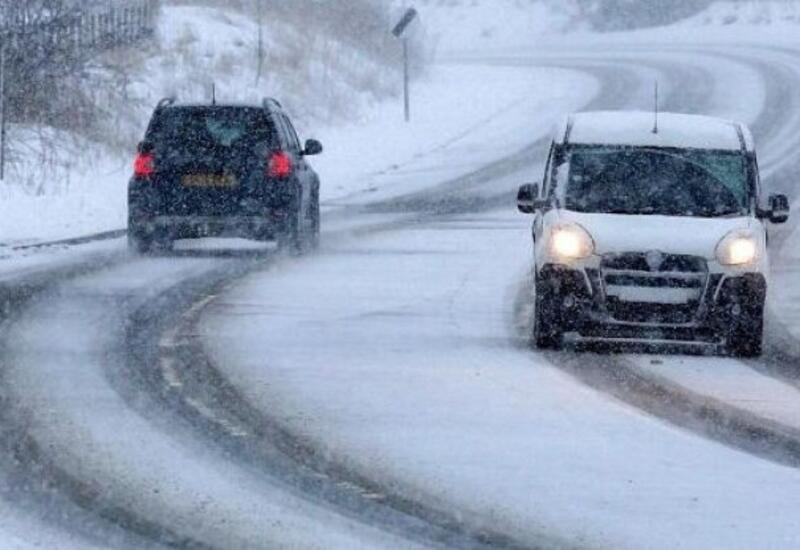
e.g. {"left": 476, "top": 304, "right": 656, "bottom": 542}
{"left": 518, "top": 111, "right": 789, "bottom": 356}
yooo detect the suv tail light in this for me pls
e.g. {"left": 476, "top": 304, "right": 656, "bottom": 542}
{"left": 268, "top": 151, "right": 293, "bottom": 179}
{"left": 134, "top": 152, "right": 155, "bottom": 178}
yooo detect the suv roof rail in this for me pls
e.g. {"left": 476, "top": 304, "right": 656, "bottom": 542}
{"left": 262, "top": 97, "right": 283, "bottom": 111}
{"left": 157, "top": 96, "right": 177, "bottom": 109}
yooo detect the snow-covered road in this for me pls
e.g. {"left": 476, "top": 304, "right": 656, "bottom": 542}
{"left": 5, "top": 39, "right": 800, "bottom": 548}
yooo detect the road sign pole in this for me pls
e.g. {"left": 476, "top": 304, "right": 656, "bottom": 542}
{"left": 392, "top": 7, "right": 418, "bottom": 124}
{"left": 1, "top": 39, "right": 6, "bottom": 182}
{"left": 403, "top": 38, "right": 410, "bottom": 122}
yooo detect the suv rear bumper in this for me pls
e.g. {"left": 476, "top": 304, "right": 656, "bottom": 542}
{"left": 130, "top": 215, "right": 286, "bottom": 240}
{"left": 538, "top": 264, "right": 766, "bottom": 344}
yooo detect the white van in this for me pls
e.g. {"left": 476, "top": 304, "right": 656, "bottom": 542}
{"left": 518, "top": 111, "right": 790, "bottom": 357}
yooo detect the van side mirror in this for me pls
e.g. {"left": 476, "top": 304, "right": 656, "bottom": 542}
{"left": 517, "top": 183, "right": 541, "bottom": 214}
{"left": 769, "top": 194, "right": 790, "bottom": 224}
{"left": 303, "top": 139, "right": 323, "bottom": 156}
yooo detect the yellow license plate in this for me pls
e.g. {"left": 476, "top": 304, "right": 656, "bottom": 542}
{"left": 182, "top": 174, "right": 238, "bottom": 188}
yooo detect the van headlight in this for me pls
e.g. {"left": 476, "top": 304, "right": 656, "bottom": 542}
{"left": 550, "top": 223, "right": 595, "bottom": 260}
{"left": 716, "top": 231, "right": 759, "bottom": 266}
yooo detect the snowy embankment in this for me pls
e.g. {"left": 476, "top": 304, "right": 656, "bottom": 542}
{"left": 0, "top": 2, "right": 590, "bottom": 249}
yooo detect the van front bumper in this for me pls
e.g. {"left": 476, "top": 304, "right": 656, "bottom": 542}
{"left": 537, "top": 263, "right": 766, "bottom": 344}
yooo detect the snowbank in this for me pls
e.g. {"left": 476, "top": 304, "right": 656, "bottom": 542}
{"left": 417, "top": 0, "right": 577, "bottom": 54}
{"left": 688, "top": 1, "right": 800, "bottom": 26}
{"left": 314, "top": 64, "right": 596, "bottom": 206}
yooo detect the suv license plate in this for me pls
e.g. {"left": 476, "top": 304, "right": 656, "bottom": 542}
{"left": 182, "top": 174, "right": 238, "bottom": 188}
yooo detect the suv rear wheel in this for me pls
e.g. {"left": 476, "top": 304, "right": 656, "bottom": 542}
{"left": 128, "top": 220, "right": 155, "bottom": 254}
{"left": 129, "top": 223, "right": 174, "bottom": 255}
{"left": 308, "top": 190, "right": 320, "bottom": 250}
{"left": 278, "top": 212, "right": 305, "bottom": 254}
{"left": 128, "top": 232, "right": 153, "bottom": 254}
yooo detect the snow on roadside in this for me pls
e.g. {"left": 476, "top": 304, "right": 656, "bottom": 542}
{"left": 688, "top": 1, "right": 800, "bottom": 27}
{"left": 4, "top": 257, "right": 420, "bottom": 550}
{"left": 201, "top": 209, "right": 800, "bottom": 549}
{"left": 0, "top": 149, "right": 129, "bottom": 246}
{"left": 314, "top": 64, "right": 597, "bottom": 206}
{"left": 0, "top": 4, "right": 592, "bottom": 248}
{"left": 0, "top": 502, "right": 108, "bottom": 550}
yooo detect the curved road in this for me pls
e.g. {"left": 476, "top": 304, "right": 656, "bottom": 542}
{"left": 3, "top": 40, "right": 800, "bottom": 548}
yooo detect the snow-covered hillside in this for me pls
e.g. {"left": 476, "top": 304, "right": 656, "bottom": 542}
{"left": 1, "top": 4, "right": 398, "bottom": 244}
{"left": 688, "top": 0, "right": 800, "bottom": 26}
{"left": 416, "top": 0, "right": 578, "bottom": 53}
{"left": 0, "top": 1, "right": 589, "bottom": 247}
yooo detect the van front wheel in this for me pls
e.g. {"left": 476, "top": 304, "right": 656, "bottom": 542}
{"left": 533, "top": 277, "right": 564, "bottom": 350}
{"left": 726, "top": 308, "right": 764, "bottom": 358}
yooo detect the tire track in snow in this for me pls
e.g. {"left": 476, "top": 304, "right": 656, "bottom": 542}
{"left": 126, "top": 53, "right": 740, "bottom": 547}
{"left": 128, "top": 49, "right": 766, "bottom": 547}
{"left": 125, "top": 271, "right": 542, "bottom": 550}
{"left": 96, "top": 60, "right": 655, "bottom": 549}
{"left": 507, "top": 44, "right": 800, "bottom": 470}
{"left": 1, "top": 43, "right": 795, "bottom": 549}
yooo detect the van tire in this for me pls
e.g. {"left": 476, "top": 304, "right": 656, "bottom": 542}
{"left": 727, "top": 308, "right": 764, "bottom": 358}
{"left": 533, "top": 277, "right": 564, "bottom": 350}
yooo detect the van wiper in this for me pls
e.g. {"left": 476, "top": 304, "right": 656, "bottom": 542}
{"left": 602, "top": 207, "right": 659, "bottom": 215}
{"left": 684, "top": 206, "right": 744, "bottom": 218}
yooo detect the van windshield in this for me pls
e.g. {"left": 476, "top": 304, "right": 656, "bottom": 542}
{"left": 560, "top": 146, "right": 751, "bottom": 217}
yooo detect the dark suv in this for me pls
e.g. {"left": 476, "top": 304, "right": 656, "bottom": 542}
{"left": 128, "top": 97, "right": 322, "bottom": 253}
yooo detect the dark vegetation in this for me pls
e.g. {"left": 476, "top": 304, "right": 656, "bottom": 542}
{"left": 574, "top": 0, "right": 716, "bottom": 30}
{"left": 0, "top": 1, "right": 159, "bottom": 132}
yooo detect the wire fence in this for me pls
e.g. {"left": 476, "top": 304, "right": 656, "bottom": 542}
{"left": 0, "top": 0, "right": 159, "bottom": 53}
{"left": 0, "top": 0, "right": 161, "bottom": 180}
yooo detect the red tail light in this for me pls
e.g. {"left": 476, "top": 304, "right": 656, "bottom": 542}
{"left": 268, "top": 151, "right": 293, "bottom": 179}
{"left": 134, "top": 152, "right": 155, "bottom": 178}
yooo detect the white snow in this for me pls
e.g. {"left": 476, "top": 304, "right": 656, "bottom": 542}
{"left": 564, "top": 111, "right": 752, "bottom": 151}
{"left": 5, "top": 2, "right": 800, "bottom": 548}
{"left": 315, "top": 64, "right": 597, "bottom": 207}
{"left": 3, "top": 257, "right": 422, "bottom": 549}
{"left": 631, "top": 355, "right": 800, "bottom": 430}
{"left": 201, "top": 210, "right": 800, "bottom": 549}
{"left": 0, "top": 502, "right": 108, "bottom": 550}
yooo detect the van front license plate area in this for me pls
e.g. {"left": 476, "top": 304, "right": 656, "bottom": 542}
{"left": 182, "top": 174, "right": 239, "bottom": 188}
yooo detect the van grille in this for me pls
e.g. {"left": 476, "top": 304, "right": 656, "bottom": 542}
{"left": 600, "top": 253, "right": 708, "bottom": 325}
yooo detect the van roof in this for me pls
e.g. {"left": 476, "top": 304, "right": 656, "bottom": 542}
{"left": 557, "top": 111, "right": 755, "bottom": 152}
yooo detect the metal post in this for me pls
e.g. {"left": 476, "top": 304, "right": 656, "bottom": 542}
{"left": 255, "top": 0, "right": 264, "bottom": 86}
{"left": 0, "top": 39, "right": 6, "bottom": 181}
{"left": 392, "top": 8, "right": 417, "bottom": 123}
{"left": 403, "top": 38, "right": 410, "bottom": 122}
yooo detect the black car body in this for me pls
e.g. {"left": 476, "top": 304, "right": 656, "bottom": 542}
{"left": 128, "top": 97, "right": 322, "bottom": 253}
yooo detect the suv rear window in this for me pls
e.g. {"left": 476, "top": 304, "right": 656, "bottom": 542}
{"left": 146, "top": 107, "right": 278, "bottom": 159}
{"left": 559, "top": 146, "right": 751, "bottom": 218}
